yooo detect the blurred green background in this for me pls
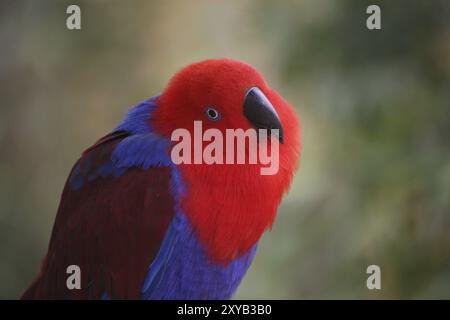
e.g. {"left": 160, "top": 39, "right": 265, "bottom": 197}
{"left": 1, "top": 0, "right": 449, "bottom": 299}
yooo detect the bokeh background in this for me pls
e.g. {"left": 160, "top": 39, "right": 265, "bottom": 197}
{"left": 1, "top": 0, "right": 449, "bottom": 299}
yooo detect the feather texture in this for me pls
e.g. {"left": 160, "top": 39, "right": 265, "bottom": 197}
{"left": 22, "top": 132, "right": 174, "bottom": 299}
{"left": 23, "top": 59, "right": 301, "bottom": 299}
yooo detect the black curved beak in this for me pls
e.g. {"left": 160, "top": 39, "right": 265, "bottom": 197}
{"left": 243, "top": 87, "right": 284, "bottom": 144}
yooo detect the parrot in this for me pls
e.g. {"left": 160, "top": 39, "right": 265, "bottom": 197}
{"left": 22, "top": 58, "right": 301, "bottom": 299}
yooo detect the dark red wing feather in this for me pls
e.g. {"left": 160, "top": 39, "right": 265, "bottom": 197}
{"left": 22, "top": 133, "right": 174, "bottom": 299}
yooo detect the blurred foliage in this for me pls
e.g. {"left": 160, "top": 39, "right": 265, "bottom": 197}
{"left": 0, "top": 0, "right": 449, "bottom": 299}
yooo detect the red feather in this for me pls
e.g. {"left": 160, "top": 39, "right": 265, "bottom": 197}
{"left": 152, "top": 59, "right": 301, "bottom": 263}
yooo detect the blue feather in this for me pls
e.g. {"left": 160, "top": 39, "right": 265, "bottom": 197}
{"left": 111, "top": 133, "right": 172, "bottom": 169}
{"left": 114, "top": 96, "right": 160, "bottom": 134}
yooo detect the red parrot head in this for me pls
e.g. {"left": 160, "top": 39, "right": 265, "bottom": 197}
{"left": 152, "top": 59, "right": 301, "bottom": 263}
{"left": 154, "top": 59, "right": 285, "bottom": 140}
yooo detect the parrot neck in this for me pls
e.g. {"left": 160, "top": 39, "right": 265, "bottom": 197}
{"left": 176, "top": 162, "right": 292, "bottom": 263}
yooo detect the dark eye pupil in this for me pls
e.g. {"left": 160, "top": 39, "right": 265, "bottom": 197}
{"left": 206, "top": 107, "right": 220, "bottom": 120}
{"left": 208, "top": 109, "right": 217, "bottom": 118}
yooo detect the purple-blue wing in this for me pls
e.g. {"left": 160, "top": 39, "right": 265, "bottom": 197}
{"left": 22, "top": 131, "right": 175, "bottom": 299}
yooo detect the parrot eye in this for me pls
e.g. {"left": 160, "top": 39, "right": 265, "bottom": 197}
{"left": 205, "top": 107, "right": 221, "bottom": 121}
